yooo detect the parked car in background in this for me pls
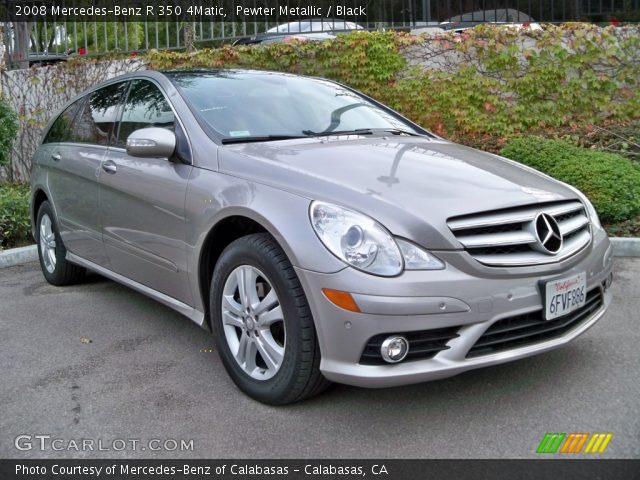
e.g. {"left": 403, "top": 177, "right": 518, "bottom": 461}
{"left": 31, "top": 70, "right": 613, "bottom": 405}
{"left": 234, "top": 18, "right": 364, "bottom": 45}
{"left": 440, "top": 9, "right": 542, "bottom": 33}
{"left": 266, "top": 19, "right": 364, "bottom": 34}
{"left": 28, "top": 53, "right": 69, "bottom": 67}
{"left": 233, "top": 32, "right": 334, "bottom": 45}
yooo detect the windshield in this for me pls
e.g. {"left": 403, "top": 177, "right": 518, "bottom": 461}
{"left": 167, "top": 71, "right": 426, "bottom": 142}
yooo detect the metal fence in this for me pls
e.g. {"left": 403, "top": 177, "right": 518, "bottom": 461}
{"left": 1, "top": 0, "right": 639, "bottom": 69}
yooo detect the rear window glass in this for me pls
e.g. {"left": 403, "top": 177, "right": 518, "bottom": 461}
{"left": 71, "top": 82, "right": 128, "bottom": 145}
{"left": 43, "top": 98, "right": 84, "bottom": 144}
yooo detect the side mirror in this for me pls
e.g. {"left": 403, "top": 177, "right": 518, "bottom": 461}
{"left": 126, "top": 127, "right": 176, "bottom": 159}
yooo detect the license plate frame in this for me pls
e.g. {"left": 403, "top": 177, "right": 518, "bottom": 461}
{"left": 542, "top": 271, "right": 587, "bottom": 320}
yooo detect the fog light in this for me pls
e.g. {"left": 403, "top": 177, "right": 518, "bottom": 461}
{"left": 604, "top": 273, "right": 613, "bottom": 291}
{"left": 380, "top": 336, "right": 409, "bottom": 363}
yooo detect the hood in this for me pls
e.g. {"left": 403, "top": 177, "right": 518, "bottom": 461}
{"left": 219, "top": 136, "right": 578, "bottom": 250}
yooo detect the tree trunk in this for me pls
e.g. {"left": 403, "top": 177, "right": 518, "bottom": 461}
{"left": 0, "top": 24, "right": 6, "bottom": 75}
{"left": 13, "top": 22, "right": 32, "bottom": 69}
{"left": 183, "top": 22, "right": 194, "bottom": 53}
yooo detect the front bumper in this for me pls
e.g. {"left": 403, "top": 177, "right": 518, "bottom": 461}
{"left": 295, "top": 229, "right": 614, "bottom": 388}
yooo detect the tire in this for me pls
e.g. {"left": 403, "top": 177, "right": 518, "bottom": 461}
{"left": 36, "top": 201, "right": 85, "bottom": 286}
{"left": 210, "top": 233, "right": 330, "bottom": 405}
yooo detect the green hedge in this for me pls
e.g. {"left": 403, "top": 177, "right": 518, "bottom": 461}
{"left": 501, "top": 137, "right": 640, "bottom": 223}
{"left": 0, "top": 96, "right": 18, "bottom": 167}
{"left": 0, "top": 183, "right": 31, "bottom": 249}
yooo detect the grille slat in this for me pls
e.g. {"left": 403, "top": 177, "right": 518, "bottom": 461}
{"left": 470, "top": 229, "right": 591, "bottom": 266}
{"left": 455, "top": 230, "right": 537, "bottom": 248}
{"left": 448, "top": 201, "right": 591, "bottom": 267}
{"left": 406, "top": 345, "right": 454, "bottom": 356}
{"left": 448, "top": 201, "right": 584, "bottom": 231}
{"left": 559, "top": 214, "right": 590, "bottom": 236}
{"left": 466, "top": 289, "right": 603, "bottom": 358}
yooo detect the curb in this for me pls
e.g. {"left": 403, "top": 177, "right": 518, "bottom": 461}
{"left": 0, "top": 245, "right": 38, "bottom": 269}
{"left": 0, "top": 237, "right": 639, "bottom": 269}
{"left": 610, "top": 237, "right": 640, "bottom": 258}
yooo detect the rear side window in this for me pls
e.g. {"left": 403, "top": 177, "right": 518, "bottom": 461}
{"left": 43, "top": 98, "right": 84, "bottom": 144}
{"left": 117, "top": 79, "right": 175, "bottom": 146}
{"left": 71, "top": 82, "right": 128, "bottom": 145}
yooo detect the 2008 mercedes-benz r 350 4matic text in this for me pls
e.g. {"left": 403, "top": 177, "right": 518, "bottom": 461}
{"left": 31, "top": 70, "right": 614, "bottom": 404}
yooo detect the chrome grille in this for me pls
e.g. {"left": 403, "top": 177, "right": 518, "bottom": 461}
{"left": 448, "top": 201, "right": 591, "bottom": 266}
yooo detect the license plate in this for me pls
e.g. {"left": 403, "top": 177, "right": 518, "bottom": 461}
{"left": 544, "top": 272, "right": 587, "bottom": 320}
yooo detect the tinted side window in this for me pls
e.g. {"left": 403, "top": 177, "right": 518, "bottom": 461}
{"left": 71, "top": 82, "right": 127, "bottom": 145}
{"left": 117, "top": 80, "right": 175, "bottom": 147}
{"left": 44, "top": 98, "right": 84, "bottom": 144}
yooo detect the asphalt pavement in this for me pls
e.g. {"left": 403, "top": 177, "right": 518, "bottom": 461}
{"left": 0, "top": 259, "right": 638, "bottom": 459}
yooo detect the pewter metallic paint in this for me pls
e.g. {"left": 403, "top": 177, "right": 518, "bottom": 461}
{"left": 30, "top": 70, "right": 613, "bottom": 388}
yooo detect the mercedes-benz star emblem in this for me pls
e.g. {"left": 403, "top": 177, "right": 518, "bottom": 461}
{"left": 534, "top": 213, "right": 563, "bottom": 254}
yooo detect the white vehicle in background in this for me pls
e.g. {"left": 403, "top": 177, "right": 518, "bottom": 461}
{"left": 440, "top": 9, "right": 543, "bottom": 33}
{"left": 234, "top": 19, "right": 365, "bottom": 45}
{"left": 266, "top": 19, "right": 365, "bottom": 34}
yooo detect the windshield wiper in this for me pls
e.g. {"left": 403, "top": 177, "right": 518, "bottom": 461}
{"left": 378, "top": 128, "right": 423, "bottom": 137}
{"left": 302, "top": 128, "right": 422, "bottom": 137}
{"left": 221, "top": 135, "right": 308, "bottom": 144}
{"left": 302, "top": 128, "right": 375, "bottom": 137}
{"left": 222, "top": 128, "right": 425, "bottom": 144}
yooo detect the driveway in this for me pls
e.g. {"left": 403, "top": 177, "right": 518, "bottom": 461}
{"left": 0, "top": 259, "right": 638, "bottom": 458}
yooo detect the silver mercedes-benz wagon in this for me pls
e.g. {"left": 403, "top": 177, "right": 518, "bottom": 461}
{"left": 30, "top": 70, "right": 613, "bottom": 404}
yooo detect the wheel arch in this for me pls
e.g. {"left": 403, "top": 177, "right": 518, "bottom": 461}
{"left": 197, "top": 212, "right": 286, "bottom": 329}
{"left": 31, "top": 188, "right": 50, "bottom": 240}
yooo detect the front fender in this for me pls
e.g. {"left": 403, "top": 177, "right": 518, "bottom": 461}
{"left": 184, "top": 167, "right": 347, "bottom": 314}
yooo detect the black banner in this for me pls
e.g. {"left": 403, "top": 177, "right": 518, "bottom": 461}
{"left": 5, "top": 1, "right": 373, "bottom": 22}
{"left": 1, "top": 0, "right": 638, "bottom": 23}
{"left": 1, "top": 459, "right": 640, "bottom": 480}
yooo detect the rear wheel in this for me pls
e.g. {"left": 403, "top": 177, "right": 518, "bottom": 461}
{"left": 210, "top": 233, "right": 330, "bottom": 405}
{"left": 36, "top": 201, "right": 85, "bottom": 285}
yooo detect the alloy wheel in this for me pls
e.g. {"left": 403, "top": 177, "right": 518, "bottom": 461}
{"left": 39, "top": 213, "right": 57, "bottom": 274}
{"left": 221, "top": 265, "right": 286, "bottom": 380}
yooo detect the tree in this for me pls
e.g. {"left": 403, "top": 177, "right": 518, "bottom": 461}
{"left": 12, "top": 22, "right": 31, "bottom": 69}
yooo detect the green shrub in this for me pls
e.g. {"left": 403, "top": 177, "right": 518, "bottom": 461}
{"left": 501, "top": 137, "right": 640, "bottom": 223}
{"left": 0, "top": 183, "right": 31, "bottom": 249}
{"left": 0, "top": 97, "right": 18, "bottom": 167}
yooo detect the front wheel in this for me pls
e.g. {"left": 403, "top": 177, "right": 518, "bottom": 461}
{"left": 210, "top": 233, "right": 330, "bottom": 405}
{"left": 36, "top": 201, "right": 85, "bottom": 285}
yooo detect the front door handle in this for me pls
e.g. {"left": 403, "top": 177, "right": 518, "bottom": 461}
{"left": 51, "top": 153, "right": 61, "bottom": 162}
{"left": 102, "top": 160, "right": 117, "bottom": 174}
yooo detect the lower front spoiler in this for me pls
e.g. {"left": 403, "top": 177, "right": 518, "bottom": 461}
{"left": 319, "top": 290, "right": 610, "bottom": 388}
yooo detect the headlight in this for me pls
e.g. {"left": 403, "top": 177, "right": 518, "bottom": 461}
{"left": 310, "top": 201, "right": 403, "bottom": 276}
{"left": 310, "top": 201, "right": 445, "bottom": 276}
{"left": 396, "top": 239, "right": 445, "bottom": 270}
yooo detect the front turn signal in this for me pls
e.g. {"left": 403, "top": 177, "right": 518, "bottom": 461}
{"left": 322, "top": 289, "right": 361, "bottom": 313}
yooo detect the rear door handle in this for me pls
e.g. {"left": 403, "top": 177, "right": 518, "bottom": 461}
{"left": 102, "top": 160, "right": 117, "bottom": 174}
{"left": 51, "top": 153, "right": 61, "bottom": 162}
